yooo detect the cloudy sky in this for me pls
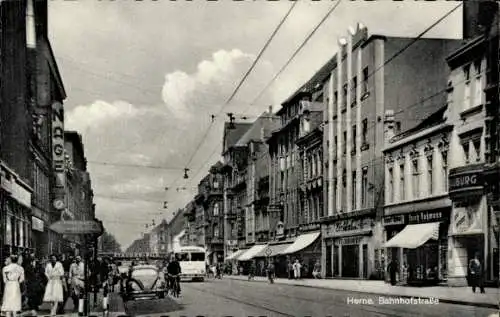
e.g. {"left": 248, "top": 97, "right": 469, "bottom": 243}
{"left": 48, "top": 0, "right": 462, "bottom": 250}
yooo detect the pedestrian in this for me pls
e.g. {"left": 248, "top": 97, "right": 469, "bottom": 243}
{"left": 469, "top": 253, "right": 485, "bottom": 294}
{"left": 1, "top": 254, "right": 25, "bottom": 317}
{"left": 266, "top": 261, "right": 275, "bottom": 284}
{"left": 292, "top": 259, "right": 301, "bottom": 279}
{"left": 312, "top": 260, "right": 321, "bottom": 279}
{"left": 388, "top": 260, "right": 398, "bottom": 286}
{"left": 43, "top": 254, "right": 65, "bottom": 317}
{"left": 69, "top": 255, "right": 85, "bottom": 312}
{"left": 24, "top": 254, "right": 44, "bottom": 316}
{"left": 57, "top": 254, "right": 72, "bottom": 315}
{"left": 248, "top": 262, "right": 256, "bottom": 280}
{"left": 287, "top": 261, "right": 293, "bottom": 279}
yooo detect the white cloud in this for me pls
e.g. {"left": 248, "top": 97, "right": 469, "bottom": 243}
{"left": 66, "top": 100, "right": 139, "bottom": 133}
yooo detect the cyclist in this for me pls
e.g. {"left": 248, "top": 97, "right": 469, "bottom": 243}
{"left": 166, "top": 253, "right": 182, "bottom": 296}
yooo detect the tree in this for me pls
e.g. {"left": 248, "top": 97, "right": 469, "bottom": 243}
{"left": 99, "top": 230, "right": 122, "bottom": 253}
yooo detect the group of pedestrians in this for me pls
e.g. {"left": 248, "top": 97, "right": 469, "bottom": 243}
{"left": 1, "top": 252, "right": 120, "bottom": 317}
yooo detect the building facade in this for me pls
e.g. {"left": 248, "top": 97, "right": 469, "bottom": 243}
{"left": 166, "top": 208, "right": 186, "bottom": 252}
{"left": 221, "top": 122, "right": 252, "bottom": 257}
{"left": 199, "top": 162, "right": 225, "bottom": 265}
{"left": 383, "top": 108, "right": 452, "bottom": 285}
{"left": 321, "top": 24, "right": 461, "bottom": 280}
{"left": 149, "top": 219, "right": 169, "bottom": 256}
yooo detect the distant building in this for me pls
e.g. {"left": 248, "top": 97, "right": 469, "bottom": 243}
{"left": 149, "top": 219, "right": 169, "bottom": 256}
{"left": 166, "top": 208, "right": 186, "bottom": 252}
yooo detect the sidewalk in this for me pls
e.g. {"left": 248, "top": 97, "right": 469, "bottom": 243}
{"left": 0, "top": 292, "right": 125, "bottom": 317}
{"left": 226, "top": 275, "right": 500, "bottom": 309}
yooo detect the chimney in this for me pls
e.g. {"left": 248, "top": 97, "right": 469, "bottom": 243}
{"left": 384, "top": 110, "right": 395, "bottom": 146}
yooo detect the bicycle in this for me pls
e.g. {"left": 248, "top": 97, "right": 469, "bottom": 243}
{"left": 167, "top": 273, "right": 180, "bottom": 298}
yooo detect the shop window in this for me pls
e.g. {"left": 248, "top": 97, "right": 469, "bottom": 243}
{"left": 326, "top": 245, "right": 333, "bottom": 277}
{"left": 463, "top": 65, "right": 471, "bottom": 110}
{"left": 333, "top": 245, "right": 339, "bottom": 276}
{"left": 412, "top": 159, "right": 419, "bottom": 199}
{"left": 363, "top": 244, "right": 368, "bottom": 278}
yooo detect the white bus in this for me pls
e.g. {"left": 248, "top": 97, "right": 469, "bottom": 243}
{"left": 173, "top": 246, "right": 206, "bottom": 282}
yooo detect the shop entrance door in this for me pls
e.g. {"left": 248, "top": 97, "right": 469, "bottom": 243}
{"left": 326, "top": 245, "right": 332, "bottom": 277}
{"left": 342, "top": 245, "right": 359, "bottom": 278}
{"left": 465, "top": 235, "right": 484, "bottom": 268}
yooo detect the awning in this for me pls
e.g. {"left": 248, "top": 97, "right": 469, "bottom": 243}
{"left": 237, "top": 244, "right": 268, "bottom": 261}
{"left": 253, "top": 242, "right": 293, "bottom": 258}
{"left": 281, "top": 231, "right": 320, "bottom": 255}
{"left": 225, "top": 249, "right": 247, "bottom": 261}
{"left": 383, "top": 222, "right": 440, "bottom": 249}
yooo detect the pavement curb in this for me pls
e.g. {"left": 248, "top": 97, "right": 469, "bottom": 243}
{"left": 226, "top": 276, "right": 499, "bottom": 309}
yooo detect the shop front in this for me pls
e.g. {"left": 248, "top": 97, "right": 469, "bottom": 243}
{"left": 253, "top": 241, "right": 293, "bottom": 277}
{"left": 383, "top": 209, "right": 450, "bottom": 285}
{"left": 1, "top": 167, "right": 33, "bottom": 262}
{"left": 447, "top": 163, "right": 490, "bottom": 286}
{"left": 280, "top": 224, "right": 321, "bottom": 278}
{"left": 322, "top": 214, "right": 379, "bottom": 279}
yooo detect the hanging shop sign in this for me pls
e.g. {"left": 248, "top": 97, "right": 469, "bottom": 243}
{"left": 31, "top": 216, "right": 44, "bottom": 232}
{"left": 407, "top": 210, "right": 445, "bottom": 224}
{"left": 52, "top": 102, "right": 66, "bottom": 212}
{"left": 452, "top": 202, "right": 483, "bottom": 235}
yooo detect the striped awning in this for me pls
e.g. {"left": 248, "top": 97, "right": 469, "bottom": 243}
{"left": 383, "top": 222, "right": 440, "bottom": 249}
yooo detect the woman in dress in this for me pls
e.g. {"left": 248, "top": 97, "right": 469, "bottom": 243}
{"left": 1, "top": 255, "right": 25, "bottom": 317}
{"left": 43, "top": 255, "right": 64, "bottom": 316}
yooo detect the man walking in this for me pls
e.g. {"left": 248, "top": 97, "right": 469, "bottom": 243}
{"left": 69, "top": 256, "right": 85, "bottom": 312}
{"left": 292, "top": 259, "right": 302, "bottom": 280}
{"left": 469, "top": 253, "right": 485, "bottom": 293}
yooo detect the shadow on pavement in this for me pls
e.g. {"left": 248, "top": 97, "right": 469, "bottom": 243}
{"left": 124, "top": 298, "right": 184, "bottom": 316}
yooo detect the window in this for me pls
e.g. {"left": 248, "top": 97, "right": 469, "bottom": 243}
{"left": 213, "top": 203, "right": 219, "bottom": 216}
{"left": 334, "top": 91, "right": 338, "bottom": 107}
{"left": 427, "top": 155, "right": 433, "bottom": 195}
{"left": 213, "top": 180, "right": 219, "bottom": 188}
{"left": 26, "top": 0, "right": 36, "bottom": 48}
{"left": 214, "top": 226, "right": 219, "bottom": 238}
{"left": 473, "top": 60, "right": 483, "bottom": 107}
{"left": 352, "top": 171, "right": 357, "bottom": 208}
{"left": 362, "top": 67, "right": 369, "bottom": 95}
{"left": 399, "top": 164, "right": 405, "bottom": 201}
{"left": 352, "top": 125, "right": 357, "bottom": 152}
{"left": 412, "top": 159, "right": 419, "bottom": 199}
{"left": 334, "top": 136, "right": 338, "bottom": 157}
{"left": 388, "top": 167, "right": 394, "bottom": 203}
{"left": 473, "top": 139, "right": 481, "bottom": 162}
{"left": 353, "top": 76, "right": 358, "bottom": 101}
{"left": 362, "top": 119, "right": 368, "bottom": 146}
{"left": 463, "top": 141, "right": 470, "bottom": 163}
{"left": 343, "top": 131, "right": 347, "bottom": 154}
{"left": 362, "top": 168, "right": 368, "bottom": 206}
{"left": 343, "top": 83, "right": 348, "bottom": 106}
{"left": 464, "top": 65, "right": 471, "bottom": 110}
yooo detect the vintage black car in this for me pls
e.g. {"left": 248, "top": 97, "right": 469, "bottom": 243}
{"left": 123, "top": 264, "right": 167, "bottom": 301}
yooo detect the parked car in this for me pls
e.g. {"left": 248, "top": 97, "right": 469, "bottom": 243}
{"left": 123, "top": 264, "right": 167, "bottom": 301}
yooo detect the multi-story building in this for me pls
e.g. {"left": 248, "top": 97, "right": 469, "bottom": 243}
{"left": 320, "top": 24, "right": 461, "bottom": 279}
{"left": 0, "top": 0, "right": 67, "bottom": 261}
{"left": 382, "top": 108, "right": 452, "bottom": 285}
{"left": 197, "top": 162, "right": 225, "bottom": 265}
{"left": 125, "top": 233, "right": 151, "bottom": 256}
{"left": 221, "top": 122, "right": 252, "bottom": 257}
{"left": 166, "top": 208, "right": 186, "bottom": 252}
{"left": 184, "top": 201, "right": 199, "bottom": 246}
{"left": 149, "top": 219, "right": 169, "bottom": 256}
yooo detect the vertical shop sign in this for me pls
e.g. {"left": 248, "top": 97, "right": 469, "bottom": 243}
{"left": 52, "top": 102, "right": 65, "bottom": 211}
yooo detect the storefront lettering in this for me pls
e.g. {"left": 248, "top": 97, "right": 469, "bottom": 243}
{"left": 334, "top": 236, "right": 363, "bottom": 245}
{"left": 408, "top": 211, "right": 443, "bottom": 224}
{"left": 383, "top": 215, "right": 405, "bottom": 226}
{"left": 299, "top": 222, "right": 320, "bottom": 232}
{"left": 449, "top": 169, "right": 483, "bottom": 193}
{"left": 52, "top": 102, "right": 65, "bottom": 187}
{"left": 323, "top": 218, "right": 373, "bottom": 238}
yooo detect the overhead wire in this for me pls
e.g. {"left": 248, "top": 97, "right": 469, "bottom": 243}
{"left": 164, "top": 1, "right": 466, "bottom": 214}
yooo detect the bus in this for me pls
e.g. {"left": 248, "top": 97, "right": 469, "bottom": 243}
{"left": 172, "top": 246, "right": 206, "bottom": 282}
